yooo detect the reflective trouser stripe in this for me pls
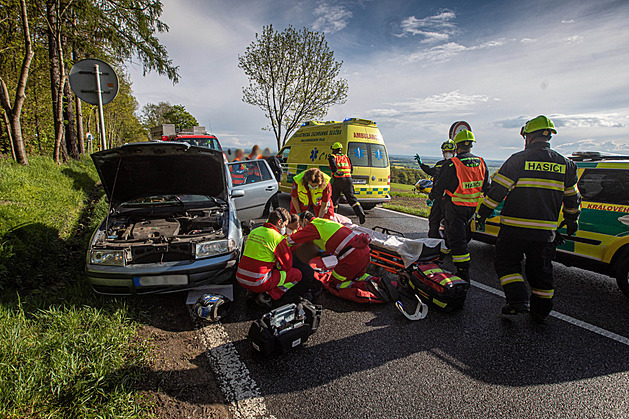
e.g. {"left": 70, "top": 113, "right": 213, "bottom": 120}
{"left": 501, "top": 216, "right": 557, "bottom": 230}
{"left": 531, "top": 287, "right": 554, "bottom": 299}
{"left": 440, "top": 247, "right": 451, "bottom": 254}
{"left": 276, "top": 270, "right": 288, "bottom": 287}
{"left": 452, "top": 253, "right": 470, "bottom": 263}
{"left": 332, "top": 270, "right": 347, "bottom": 281}
{"left": 278, "top": 281, "right": 297, "bottom": 292}
{"left": 500, "top": 273, "right": 525, "bottom": 286}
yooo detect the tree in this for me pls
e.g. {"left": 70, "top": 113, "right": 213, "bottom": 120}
{"left": 163, "top": 104, "right": 198, "bottom": 131}
{"left": 239, "top": 25, "right": 348, "bottom": 149}
{"left": 140, "top": 101, "right": 171, "bottom": 130}
{"left": 0, "top": 0, "right": 34, "bottom": 165}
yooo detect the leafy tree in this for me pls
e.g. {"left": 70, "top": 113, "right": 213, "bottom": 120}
{"left": 140, "top": 101, "right": 171, "bottom": 130}
{"left": 163, "top": 104, "right": 198, "bottom": 131}
{"left": 239, "top": 25, "right": 348, "bottom": 149}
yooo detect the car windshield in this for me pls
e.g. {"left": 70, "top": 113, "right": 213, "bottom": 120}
{"left": 120, "top": 195, "right": 223, "bottom": 206}
{"left": 181, "top": 137, "right": 222, "bottom": 151}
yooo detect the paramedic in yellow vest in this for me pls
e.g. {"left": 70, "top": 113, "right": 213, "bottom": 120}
{"left": 328, "top": 142, "right": 366, "bottom": 224}
{"left": 429, "top": 130, "right": 489, "bottom": 282}
{"left": 475, "top": 116, "right": 581, "bottom": 323}
{"left": 290, "top": 167, "right": 334, "bottom": 219}
{"left": 236, "top": 208, "right": 303, "bottom": 306}
{"left": 287, "top": 212, "right": 372, "bottom": 285}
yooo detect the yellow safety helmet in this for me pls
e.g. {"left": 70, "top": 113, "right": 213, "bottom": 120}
{"left": 441, "top": 140, "right": 456, "bottom": 151}
{"left": 453, "top": 130, "right": 475, "bottom": 144}
{"left": 331, "top": 142, "right": 343, "bottom": 150}
{"left": 520, "top": 115, "right": 557, "bottom": 138}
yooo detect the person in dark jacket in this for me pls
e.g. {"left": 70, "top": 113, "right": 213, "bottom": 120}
{"left": 429, "top": 130, "right": 490, "bottom": 282}
{"left": 328, "top": 142, "right": 366, "bottom": 224}
{"left": 262, "top": 149, "right": 283, "bottom": 216}
{"left": 476, "top": 115, "right": 581, "bottom": 323}
{"left": 415, "top": 140, "right": 456, "bottom": 239}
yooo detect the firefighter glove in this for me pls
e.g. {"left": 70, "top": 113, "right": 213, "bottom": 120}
{"left": 426, "top": 199, "right": 433, "bottom": 207}
{"left": 474, "top": 213, "right": 486, "bottom": 232}
{"left": 553, "top": 230, "right": 565, "bottom": 247}
{"left": 560, "top": 219, "right": 578, "bottom": 236}
{"left": 414, "top": 154, "right": 422, "bottom": 165}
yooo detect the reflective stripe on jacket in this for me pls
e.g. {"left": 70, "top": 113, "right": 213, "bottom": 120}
{"left": 445, "top": 156, "right": 487, "bottom": 207}
{"left": 332, "top": 154, "right": 352, "bottom": 178}
{"left": 478, "top": 142, "right": 581, "bottom": 240}
{"left": 287, "top": 217, "right": 368, "bottom": 255}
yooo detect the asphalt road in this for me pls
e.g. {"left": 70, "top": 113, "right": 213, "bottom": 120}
{"left": 205, "top": 199, "right": 629, "bottom": 418}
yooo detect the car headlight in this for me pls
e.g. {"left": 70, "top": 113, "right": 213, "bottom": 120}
{"left": 195, "top": 239, "right": 236, "bottom": 259}
{"left": 90, "top": 249, "right": 126, "bottom": 266}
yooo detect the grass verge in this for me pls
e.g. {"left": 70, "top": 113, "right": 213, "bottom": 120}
{"left": 0, "top": 155, "right": 152, "bottom": 418}
{"left": 383, "top": 203, "right": 430, "bottom": 218}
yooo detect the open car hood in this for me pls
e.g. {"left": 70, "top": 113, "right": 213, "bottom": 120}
{"left": 91, "top": 142, "right": 228, "bottom": 207}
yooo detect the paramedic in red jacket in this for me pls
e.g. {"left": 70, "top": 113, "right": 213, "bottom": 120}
{"left": 290, "top": 168, "right": 334, "bottom": 219}
{"left": 236, "top": 208, "right": 302, "bottom": 302}
{"left": 287, "top": 212, "right": 371, "bottom": 284}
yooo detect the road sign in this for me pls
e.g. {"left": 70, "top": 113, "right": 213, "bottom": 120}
{"left": 69, "top": 59, "right": 119, "bottom": 105}
{"left": 448, "top": 121, "right": 472, "bottom": 140}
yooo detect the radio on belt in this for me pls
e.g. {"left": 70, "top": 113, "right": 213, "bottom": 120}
{"left": 248, "top": 298, "right": 322, "bottom": 357}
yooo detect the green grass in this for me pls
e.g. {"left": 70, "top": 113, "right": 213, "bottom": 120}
{"left": 0, "top": 155, "right": 152, "bottom": 418}
{"left": 390, "top": 182, "right": 415, "bottom": 192}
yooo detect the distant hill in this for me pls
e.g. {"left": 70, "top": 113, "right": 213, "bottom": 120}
{"left": 389, "top": 154, "right": 504, "bottom": 174}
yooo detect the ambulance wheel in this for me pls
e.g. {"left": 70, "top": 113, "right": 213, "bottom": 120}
{"left": 615, "top": 256, "right": 629, "bottom": 298}
{"left": 361, "top": 203, "right": 376, "bottom": 210}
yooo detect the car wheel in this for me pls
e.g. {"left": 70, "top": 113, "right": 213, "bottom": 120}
{"left": 616, "top": 255, "right": 629, "bottom": 298}
{"left": 361, "top": 203, "right": 376, "bottom": 210}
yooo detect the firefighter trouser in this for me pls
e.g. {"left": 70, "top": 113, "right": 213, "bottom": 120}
{"left": 331, "top": 177, "right": 359, "bottom": 207}
{"left": 428, "top": 199, "right": 444, "bottom": 239}
{"left": 443, "top": 201, "right": 474, "bottom": 271}
{"left": 494, "top": 233, "right": 555, "bottom": 317}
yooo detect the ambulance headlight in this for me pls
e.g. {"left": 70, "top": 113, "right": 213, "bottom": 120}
{"left": 195, "top": 239, "right": 236, "bottom": 259}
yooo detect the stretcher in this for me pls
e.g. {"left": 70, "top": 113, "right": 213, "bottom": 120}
{"left": 354, "top": 226, "right": 470, "bottom": 314}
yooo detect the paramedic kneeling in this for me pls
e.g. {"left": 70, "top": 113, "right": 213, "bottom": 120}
{"left": 236, "top": 208, "right": 304, "bottom": 306}
{"left": 288, "top": 212, "right": 372, "bottom": 285}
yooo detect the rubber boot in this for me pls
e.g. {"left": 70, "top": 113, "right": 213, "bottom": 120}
{"left": 456, "top": 267, "right": 470, "bottom": 283}
{"left": 353, "top": 204, "right": 366, "bottom": 224}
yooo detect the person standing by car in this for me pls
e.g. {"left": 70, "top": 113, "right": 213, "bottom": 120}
{"left": 416, "top": 140, "right": 456, "bottom": 239}
{"left": 236, "top": 208, "right": 305, "bottom": 307}
{"left": 429, "top": 130, "right": 489, "bottom": 282}
{"left": 230, "top": 149, "right": 246, "bottom": 185}
{"left": 290, "top": 167, "right": 334, "bottom": 219}
{"left": 328, "top": 142, "right": 366, "bottom": 224}
{"left": 475, "top": 116, "right": 581, "bottom": 323}
{"left": 262, "top": 149, "right": 283, "bottom": 216}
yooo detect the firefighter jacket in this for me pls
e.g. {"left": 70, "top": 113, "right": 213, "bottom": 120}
{"left": 287, "top": 218, "right": 370, "bottom": 255}
{"left": 291, "top": 171, "right": 332, "bottom": 212}
{"left": 328, "top": 154, "right": 353, "bottom": 178}
{"left": 478, "top": 141, "right": 581, "bottom": 241}
{"left": 429, "top": 152, "right": 490, "bottom": 206}
{"left": 420, "top": 158, "right": 447, "bottom": 183}
{"left": 236, "top": 223, "right": 293, "bottom": 290}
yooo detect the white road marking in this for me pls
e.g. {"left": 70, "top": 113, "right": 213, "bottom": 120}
{"left": 188, "top": 307, "right": 276, "bottom": 419}
{"left": 471, "top": 280, "right": 629, "bottom": 347}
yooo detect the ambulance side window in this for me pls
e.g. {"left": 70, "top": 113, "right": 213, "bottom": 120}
{"left": 370, "top": 144, "right": 388, "bottom": 168}
{"left": 578, "top": 169, "right": 629, "bottom": 205}
{"left": 279, "top": 147, "right": 291, "bottom": 164}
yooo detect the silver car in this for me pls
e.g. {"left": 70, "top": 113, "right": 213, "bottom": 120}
{"left": 86, "top": 142, "right": 277, "bottom": 295}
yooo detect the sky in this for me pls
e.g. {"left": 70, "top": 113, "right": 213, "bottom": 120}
{"left": 125, "top": 0, "right": 629, "bottom": 160}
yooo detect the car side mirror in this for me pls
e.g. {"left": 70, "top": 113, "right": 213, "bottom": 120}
{"left": 231, "top": 189, "right": 245, "bottom": 198}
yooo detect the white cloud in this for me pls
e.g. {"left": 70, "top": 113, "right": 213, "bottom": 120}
{"left": 552, "top": 113, "right": 626, "bottom": 128}
{"left": 520, "top": 38, "right": 537, "bottom": 44}
{"left": 554, "top": 139, "right": 629, "bottom": 155}
{"left": 312, "top": 3, "right": 353, "bottom": 34}
{"left": 564, "top": 35, "right": 584, "bottom": 44}
{"left": 561, "top": 19, "right": 575, "bottom": 24}
{"left": 407, "top": 38, "right": 507, "bottom": 63}
{"left": 395, "top": 10, "right": 457, "bottom": 43}
{"left": 369, "top": 91, "right": 490, "bottom": 117}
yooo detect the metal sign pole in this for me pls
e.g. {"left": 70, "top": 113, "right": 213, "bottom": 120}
{"left": 94, "top": 64, "right": 107, "bottom": 150}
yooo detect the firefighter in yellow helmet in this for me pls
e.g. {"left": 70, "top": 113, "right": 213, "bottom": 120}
{"left": 429, "top": 129, "right": 489, "bottom": 282}
{"left": 476, "top": 116, "right": 581, "bottom": 323}
{"left": 328, "top": 142, "right": 366, "bottom": 224}
{"left": 415, "top": 140, "right": 456, "bottom": 239}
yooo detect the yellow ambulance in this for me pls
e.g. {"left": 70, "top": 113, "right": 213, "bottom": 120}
{"left": 277, "top": 118, "right": 391, "bottom": 209}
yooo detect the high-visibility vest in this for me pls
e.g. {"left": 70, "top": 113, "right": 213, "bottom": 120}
{"left": 247, "top": 154, "right": 263, "bottom": 177}
{"left": 242, "top": 225, "right": 284, "bottom": 262}
{"left": 293, "top": 171, "right": 331, "bottom": 208}
{"left": 310, "top": 218, "right": 345, "bottom": 251}
{"left": 332, "top": 154, "right": 352, "bottom": 178}
{"left": 445, "top": 156, "right": 486, "bottom": 207}
{"left": 231, "top": 157, "right": 246, "bottom": 184}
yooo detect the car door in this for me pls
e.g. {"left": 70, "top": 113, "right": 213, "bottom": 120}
{"left": 228, "top": 159, "right": 278, "bottom": 221}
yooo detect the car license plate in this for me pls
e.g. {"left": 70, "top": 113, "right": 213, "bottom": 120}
{"left": 134, "top": 275, "right": 188, "bottom": 287}
{"left": 352, "top": 179, "right": 367, "bottom": 184}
